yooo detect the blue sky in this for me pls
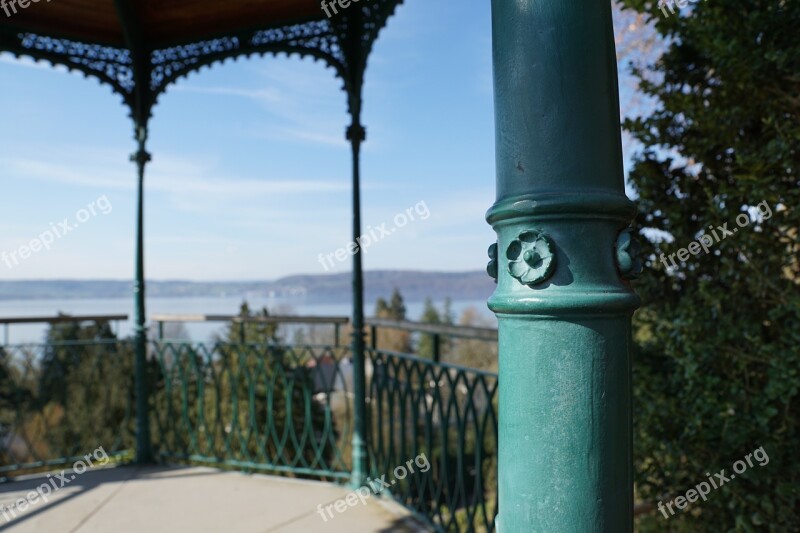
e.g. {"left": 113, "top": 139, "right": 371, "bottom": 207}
{"left": 0, "top": 1, "right": 651, "bottom": 281}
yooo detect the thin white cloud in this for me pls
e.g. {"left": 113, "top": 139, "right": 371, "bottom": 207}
{"left": 1, "top": 149, "right": 350, "bottom": 200}
{"left": 170, "top": 85, "right": 282, "bottom": 105}
{"left": 168, "top": 59, "right": 352, "bottom": 149}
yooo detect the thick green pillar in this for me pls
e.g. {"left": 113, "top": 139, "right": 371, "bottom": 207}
{"left": 488, "top": 0, "right": 640, "bottom": 530}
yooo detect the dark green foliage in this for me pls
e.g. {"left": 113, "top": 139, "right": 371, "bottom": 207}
{"left": 417, "top": 297, "right": 455, "bottom": 360}
{"left": 0, "top": 348, "right": 19, "bottom": 411}
{"left": 219, "top": 302, "right": 281, "bottom": 345}
{"left": 0, "top": 320, "right": 135, "bottom": 471}
{"left": 375, "top": 287, "right": 408, "bottom": 320}
{"left": 618, "top": 0, "right": 800, "bottom": 528}
{"left": 0, "top": 347, "right": 31, "bottom": 466}
{"left": 373, "top": 289, "right": 413, "bottom": 352}
{"left": 39, "top": 317, "right": 117, "bottom": 406}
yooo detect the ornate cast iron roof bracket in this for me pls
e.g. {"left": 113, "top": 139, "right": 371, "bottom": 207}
{"left": 0, "top": 0, "right": 404, "bottom": 125}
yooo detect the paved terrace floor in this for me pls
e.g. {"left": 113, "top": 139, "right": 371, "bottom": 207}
{"left": 0, "top": 466, "right": 431, "bottom": 533}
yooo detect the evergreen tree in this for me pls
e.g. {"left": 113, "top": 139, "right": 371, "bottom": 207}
{"left": 389, "top": 288, "right": 407, "bottom": 320}
{"left": 619, "top": 0, "right": 800, "bottom": 527}
{"left": 31, "top": 319, "right": 134, "bottom": 464}
{"left": 372, "top": 289, "right": 412, "bottom": 352}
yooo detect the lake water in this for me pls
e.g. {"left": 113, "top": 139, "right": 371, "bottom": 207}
{"left": 0, "top": 296, "right": 495, "bottom": 344}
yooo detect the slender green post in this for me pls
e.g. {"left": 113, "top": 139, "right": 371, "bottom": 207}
{"left": 132, "top": 125, "right": 152, "bottom": 465}
{"left": 488, "top": 0, "right": 639, "bottom": 530}
{"left": 347, "top": 116, "right": 368, "bottom": 488}
{"left": 113, "top": 0, "right": 154, "bottom": 465}
{"left": 432, "top": 333, "right": 441, "bottom": 364}
{"left": 157, "top": 321, "right": 164, "bottom": 340}
{"left": 342, "top": 7, "right": 370, "bottom": 488}
{"left": 370, "top": 325, "right": 377, "bottom": 350}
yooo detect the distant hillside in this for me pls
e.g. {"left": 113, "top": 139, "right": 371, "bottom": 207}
{"left": 0, "top": 271, "right": 494, "bottom": 303}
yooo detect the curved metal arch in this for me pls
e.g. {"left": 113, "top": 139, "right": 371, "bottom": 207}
{"left": 148, "top": 47, "right": 347, "bottom": 124}
{"left": 149, "top": 0, "right": 406, "bottom": 121}
{"left": 147, "top": 23, "right": 350, "bottom": 119}
{"left": 336, "top": 0, "right": 406, "bottom": 80}
{"left": 0, "top": 30, "right": 135, "bottom": 110}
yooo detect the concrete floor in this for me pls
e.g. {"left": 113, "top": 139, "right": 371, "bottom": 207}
{"left": 0, "top": 466, "right": 431, "bottom": 533}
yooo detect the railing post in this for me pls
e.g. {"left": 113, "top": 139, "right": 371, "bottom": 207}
{"left": 488, "top": 0, "right": 640, "bottom": 530}
{"left": 432, "top": 333, "right": 441, "bottom": 363}
{"left": 157, "top": 321, "right": 164, "bottom": 340}
{"left": 334, "top": 323, "right": 340, "bottom": 347}
{"left": 370, "top": 325, "right": 377, "bottom": 350}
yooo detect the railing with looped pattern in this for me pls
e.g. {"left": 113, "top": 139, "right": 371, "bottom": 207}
{"left": 150, "top": 341, "right": 353, "bottom": 480}
{"left": 0, "top": 336, "right": 498, "bottom": 532}
{"left": 368, "top": 348, "right": 498, "bottom": 532}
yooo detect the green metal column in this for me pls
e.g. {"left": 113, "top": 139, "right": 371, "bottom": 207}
{"left": 488, "top": 0, "right": 640, "bottom": 530}
{"left": 347, "top": 116, "right": 368, "bottom": 488}
{"left": 343, "top": 8, "right": 369, "bottom": 488}
{"left": 132, "top": 125, "right": 152, "bottom": 465}
{"left": 114, "top": 0, "right": 153, "bottom": 466}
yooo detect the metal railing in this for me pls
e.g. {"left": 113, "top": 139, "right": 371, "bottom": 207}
{"left": 0, "top": 317, "right": 499, "bottom": 532}
{"left": 367, "top": 348, "right": 498, "bottom": 531}
{"left": 0, "top": 314, "right": 128, "bottom": 346}
{"left": 150, "top": 340, "right": 353, "bottom": 480}
{"left": 366, "top": 317, "right": 497, "bottom": 364}
{"left": 152, "top": 314, "right": 350, "bottom": 346}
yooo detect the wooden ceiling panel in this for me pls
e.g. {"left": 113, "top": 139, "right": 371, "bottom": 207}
{"left": 1, "top": 0, "right": 324, "bottom": 49}
{"left": 140, "top": 0, "right": 323, "bottom": 46}
{"left": 3, "top": 0, "right": 123, "bottom": 45}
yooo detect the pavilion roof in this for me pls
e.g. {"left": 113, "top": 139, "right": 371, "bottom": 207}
{"left": 0, "top": 0, "right": 402, "bottom": 122}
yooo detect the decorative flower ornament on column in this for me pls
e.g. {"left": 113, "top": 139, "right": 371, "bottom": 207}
{"left": 487, "top": 243, "right": 498, "bottom": 282}
{"left": 506, "top": 230, "right": 556, "bottom": 287}
{"left": 616, "top": 229, "right": 642, "bottom": 280}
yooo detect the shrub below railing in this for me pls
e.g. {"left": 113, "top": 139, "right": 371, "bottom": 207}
{"left": 0, "top": 340, "right": 135, "bottom": 478}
